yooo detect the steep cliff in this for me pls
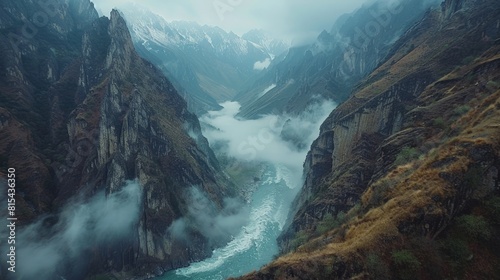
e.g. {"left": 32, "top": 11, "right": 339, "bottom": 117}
{"left": 0, "top": 1, "right": 233, "bottom": 278}
{"left": 67, "top": 10, "right": 234, "bottom": 276}
{"left": 0, "top": 0, "right": 100, "bottom": 221}
{"left": 236, "top": 0, "right": 500, "bottom": 279}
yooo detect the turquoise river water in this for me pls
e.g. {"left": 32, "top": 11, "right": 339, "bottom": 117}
{"left": 157, "top": 164, "right": 298, "bottom": 280}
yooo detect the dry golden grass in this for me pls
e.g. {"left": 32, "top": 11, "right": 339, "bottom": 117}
{"left": 258, "top": 51, "right": 500, "bottom": 277}
{"left": 236, "top": 5, "right": 500, "bottom": 278}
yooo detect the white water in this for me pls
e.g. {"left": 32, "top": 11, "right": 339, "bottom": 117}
{"left": 159, "top": 164, "right": 298, "bottom": 280}
{"left": 158, "top": 100, "right": 336, "bottom": 279}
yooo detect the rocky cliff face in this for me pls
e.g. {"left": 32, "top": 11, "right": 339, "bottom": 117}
{"left": 280, "top": 0, "right": 499, "bottom": 251}
{"left": 0, "top": 1, "right": 233, "bottom": 278}
{"left": 236, "top": 0, "right": 500, "bottom": 279}
{"left": 0, "top": 0, "right": 100, "bottom": 221}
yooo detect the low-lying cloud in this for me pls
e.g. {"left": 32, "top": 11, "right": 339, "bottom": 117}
{"left": 253, "top": 58, "right": 271, "bottom": 70}
{"left": 169, "top": 186, "right": 249, "bottom": 247}
{"left": 200, "top": 99, "right": 336, "bottom": 188}
{"left": 167, "top": 101, "right": 336, "bottom": 251}
{"left": 11, "top": 181, "right": 142, "bottom": 280}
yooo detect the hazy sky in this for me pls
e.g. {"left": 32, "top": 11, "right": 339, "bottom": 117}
{"left": 91, "top": 0, "right": 367, "bottom": 42}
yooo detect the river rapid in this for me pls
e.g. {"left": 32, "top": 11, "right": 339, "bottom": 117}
{"left": 158, "top": 164, "right": 298, "bottom": 280}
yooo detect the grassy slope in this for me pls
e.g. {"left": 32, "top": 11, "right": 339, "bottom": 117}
{"left": 234, "top": 1, "right": 500, "bottom": 279}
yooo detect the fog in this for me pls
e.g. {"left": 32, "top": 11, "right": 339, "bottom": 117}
{"left": 12, "top": 181, "right": 142, "bottom": 280}
{"left": 253, "top": 58, "right": 272, "bottom": 70}
{"left": 200, "top": 99, "right": 336, "bottom": 188}
{"left": 168, "top": 99, "right": 335, "bottom": 249}
{"left": 169, "top": 186, "right": 250, "bottom": 247}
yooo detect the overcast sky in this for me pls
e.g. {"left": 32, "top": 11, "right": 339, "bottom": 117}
{"left": 91, "top": 0, "right": 367, "bottom": 43}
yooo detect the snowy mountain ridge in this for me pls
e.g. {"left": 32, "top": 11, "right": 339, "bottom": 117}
{"left": 116, "top": 4, "right": 289, "bottom": 115}
{"left": 121, "top": 6, "right": 286, "bottom": 61}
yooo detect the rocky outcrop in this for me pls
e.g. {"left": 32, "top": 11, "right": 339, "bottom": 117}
{"left": 0, "top": 1, "right": 233, "bottom": 278}
{"left": 279, "top": 73, "right": 434, "bottom": 252}
{"left": 69, "top": 0, "right": 100, "bottom": 29}
{"left": 62, "top": 9, "right": 234, "bottom": 276}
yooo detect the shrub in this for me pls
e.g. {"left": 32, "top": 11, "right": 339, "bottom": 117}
{"left": 453, "top": 105, "right": 471, "bottom": 116}
{"left": 441, "top": 238, "right": 470, "bottom": 261}
{"left": 433, "top": 117, "right": 446, "bottom": 129}
{"left": 366, "top": 252, "right": 389, "bottom": 278}
{"left": 392, "top": 250, "right": 421, "bottom": 280}
{"left": 394, "top": 147, "right": 420, "bottom": 166}
{"left": 392, "top": 250, "right": 421, "bottom": 269}
{"left": 461, "top": 56, "right": 475, "bottom": 66}
{"left": 290, "top": 230, "right": 309, "bottom": 250}
{"left": 347, "top": 203, "right": 362, "bottom": 219}
{"left": 316, "top": 212, "right": 345, "bottom": 235}
{"left": 486, "top": 80, "right": 500, "bottom": 90}
{"left": 456, "top": 215, "right": 492, "bottom": 240}
{"left": 367, "top": 180, "right": 393, "bottom": 208}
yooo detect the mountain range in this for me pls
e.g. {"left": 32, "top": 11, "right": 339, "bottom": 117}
{"left": 118, "top": 4, "right": 289, "bottom": 115}
{"left": 1, "top": 0, "right": 499, "bottom": 279}
{"left": 234, "top": 0, "right": 441, "bottom": 119}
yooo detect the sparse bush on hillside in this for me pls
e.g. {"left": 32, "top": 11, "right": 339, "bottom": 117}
{"left": 486, "top": 80, "right": 500, "bottom": 90}
{"left": 316, "top": 212, "right": 346, "bottom": 235}
{"left": 441, "top": 238, "right": 471, "bottom": 262}
{"left": 392, "top": 250, "right": 421, "bottom": 269}
{"left": 453, "top": 105, "right": 471, "bottom": 116}
{"left": 394, "top": 147, "right": 420, "bottom": 166}
{"left": 391, "top": 250, "right": 421, "bottom": 280}
{"left": 461, "top": 56, "right": 476, "bottom": 66}
{"left": 366, "top": 252, "right": 389, "bottom": 279}
{"left": 456, "top": 215, "right": 492, "bottom": 240}
{"left": 433, "top": 117, "right": 446, "bottom": 129}
{"left": 347, "top": 203, "right": 362, "bottom": 219}
{"left": 290, "top": 230, "right": 309, "bottom": 250}
{"left": 366, "top": 179, "right": 394, "bottom": 208}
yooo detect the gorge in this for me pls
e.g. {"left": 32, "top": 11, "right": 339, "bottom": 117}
{"left": 1, "top": 0, "right": 500, "bottom": 279}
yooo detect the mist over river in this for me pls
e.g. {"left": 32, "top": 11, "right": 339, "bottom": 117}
{"left": 159, "top": 164, "right": 298, "bottom": 280}
{"left": 157, "top": 101, "right": 336, "bottom": 279}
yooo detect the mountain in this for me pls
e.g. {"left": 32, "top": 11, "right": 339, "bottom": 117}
{"left": 0, "top": 0, "right": 235, "bottom": 278}
{"left": 234, "top": 0, "right": 440, "bottom": 118}
{"left": 234, "top": 0, "right": 500, "bottom": 279}
{"left": 118, "top": 4, "right": 275, "bottom": 115}
{"left": 242, "top": 29, "right": 290, "bottom": 58}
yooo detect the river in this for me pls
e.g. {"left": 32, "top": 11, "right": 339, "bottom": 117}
{"left": 157, "top": 163, "right": 299, "bottom": 280}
